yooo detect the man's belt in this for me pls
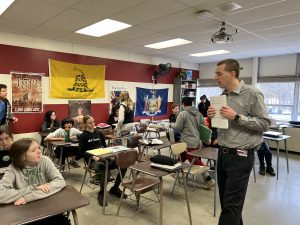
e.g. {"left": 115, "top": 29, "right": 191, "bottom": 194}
{"left": 219, "top": 146, "right": 254, "bottom": 157}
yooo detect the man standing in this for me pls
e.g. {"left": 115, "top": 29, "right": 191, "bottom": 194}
{"left": 0, "top": 84, "right": 18, "bottom": 126}
{"left": 207, "top": 59, "right": 270, "bottom": 225}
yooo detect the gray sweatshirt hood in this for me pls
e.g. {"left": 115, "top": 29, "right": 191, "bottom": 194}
{"left": 184, "top": 106, "right": 200, "bottom": 117}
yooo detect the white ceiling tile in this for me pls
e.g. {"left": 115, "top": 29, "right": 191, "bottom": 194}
{"left": 103, "top": 26, "right": 155, "bottom": 41}
{"left": 111, "top": 0, "right": 188, "bottom": 25}
{"left": 71, "top": 0, "right": 147, "bottom": 17}
{"left": 41, "top": 0, "right": 81, "bottom": 7}
{"left": 2, "top": 0, "right": 66, "bottom": 25}
{"left": 0, "top": 18, "right": 36, "bottom": 34}
{"left": 175, "top": 0, "right": 211, "bottom": 7}
{"left": 43, "top": 9, "right": 100, "bottom": 32}
{"left": 0, "top": 0, "right": 300, "bottom": 63}
{"left": 124, "top": 33, "right": 175, "bottom": 46}
{"left": 240, "top": 12, "right": 300, "bottom": 32}
{"left": 56, "top": 33, "right": 96, "bottom": 44}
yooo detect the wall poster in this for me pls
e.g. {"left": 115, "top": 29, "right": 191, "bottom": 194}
{"left": 11, "top": 72, "right": 43, "bottom": 113}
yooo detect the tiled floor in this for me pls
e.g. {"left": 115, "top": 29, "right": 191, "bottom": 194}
{"left": 64, "top": 149, "right": 300, "bottom": 225}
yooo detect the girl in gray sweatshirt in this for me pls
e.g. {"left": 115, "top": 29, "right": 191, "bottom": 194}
{"left": 0, "top": 138, "right": 65, "bottom": 205}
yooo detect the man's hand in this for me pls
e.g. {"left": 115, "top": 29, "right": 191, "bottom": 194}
{"left": 220, "top": 106, "right": 237, "bottom": 120}
{"left": 207, "top": 106, "right": 216, "bottom": 118}
{"left": 93, "top": 156, "right": 101, "bottom": 161}
{"left": 37, "top": 183, "right": 50, "bottom": 193}
{"left": 14, "top": 197, "right": 26, "bottom": 205}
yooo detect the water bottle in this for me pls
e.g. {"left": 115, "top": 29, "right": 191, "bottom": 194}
{"left": 64, "top": 129, "right": 70, "bottom": 142}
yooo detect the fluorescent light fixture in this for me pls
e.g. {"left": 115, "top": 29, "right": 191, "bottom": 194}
{"left": 76, "top": 19, "right": 132, "bottom": 37}
{"left": 0, "top": 0, "right": 14, "bottom": 16}
{"left": 145, "top": 38, "right": 192, "bottom": 49}
{"left": 190, "top": 50, "right": 230, "bottom": 57}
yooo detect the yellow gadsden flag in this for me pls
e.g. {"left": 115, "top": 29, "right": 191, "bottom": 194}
{"left": 49, "top": 59, "right": 105, "bottom": 99}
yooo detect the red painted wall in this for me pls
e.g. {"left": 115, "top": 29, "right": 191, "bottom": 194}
{"left": 0, "top": 44, "right": 199, "bottom": 134}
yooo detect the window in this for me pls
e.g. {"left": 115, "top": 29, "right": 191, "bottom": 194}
{"left": 257, "top": 82, "right": 295, "bottom": 122}
{"left": 199, "top": 87, "right": 222, "bottom": 100}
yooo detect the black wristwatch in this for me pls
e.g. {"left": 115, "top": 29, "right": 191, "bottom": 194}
{"left": 234, "top": 114, "right": 240, "bottom": 121}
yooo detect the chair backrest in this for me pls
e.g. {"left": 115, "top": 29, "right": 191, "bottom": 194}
{"left": 126, "top": 135, "right": 142, "bottom": 148}
{"left": 135, "top": 123, "right": 147, "bottom": 134}
{"left": 171, "top": 142, "right": 187, "bottom": 155}
{"left": 115, "top": 150, "right": 138, "bottom": 169}
{"left": 100, "top": 128, "right": 114, "bottom": 136}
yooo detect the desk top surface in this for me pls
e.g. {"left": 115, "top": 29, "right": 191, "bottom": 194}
{"left": 130, "top": 161, "right": 170, "bottom": 177}
{"left": 188, "top": 147, "right": 218, "bottom": 161}
{"left": 0, "top": 185, "right": 89, "bottom": 225}
{"left": 47, "top": 140, "right": 79, "bottom": 147}
{"left": 263, "top": 135, "right": 290, "bottom": 141}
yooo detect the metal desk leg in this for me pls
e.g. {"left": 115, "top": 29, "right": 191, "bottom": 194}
{"left": 276, "top": 141, "right": 279, "bottom": 180}
{"left": 282, "top": 127, "right": 289, "bottom": 173}
{"left": 103, "top": 159, "right": 108, "bottom": 215}
{"left": 284, "top": 139, "right": 289, "bottom": 173}
{"left": 159, "top": 177, "right": 163, "bottom": 225}
{"left": 71, "top": 209, "right": 79, "bottom": 225}
{"left": 181, "top": 170, "right": 193, "bottom": 225}
{"left": 59, "top": 146, "right": 63, "bottom": 172}
{"left": 214, "top": 160, "right": 217, "bottom": 217}
{"left": 80, "top": 157, "right": 92, "bottom": 193}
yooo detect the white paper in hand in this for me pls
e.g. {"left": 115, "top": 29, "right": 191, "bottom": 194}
{"left": 211, "top": 95, "right": 228, "bottom": 129}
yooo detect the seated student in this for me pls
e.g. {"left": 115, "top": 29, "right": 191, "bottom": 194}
{"left": 78, "top": 115, "right": 127, "bottom": 207}
{"left": 41, "top": 110, "right": 60, "bottom": 133}
{"left": 0, "top": 125, "right": 13, "bottom": 172}
{"left": 107, "top": 105, "right": 120, "bottom": 129}
{"left": 168, "top": 103, "right": 181, "bottom": 142}
{"left": 44, "top": 118, "right": 81, "bottom": 170}
{"left": 171, "top": 97, "right": 214, "bottom": 189}
{"left": 0, "top": 138, "right": 69, "bottom": 224}
{"left": 257, "top": 140, "right": 276, "bottom": 176}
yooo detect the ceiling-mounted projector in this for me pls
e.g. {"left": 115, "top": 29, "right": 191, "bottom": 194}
{"left": 211, "top": 21, "right": 237, "bottom": 44}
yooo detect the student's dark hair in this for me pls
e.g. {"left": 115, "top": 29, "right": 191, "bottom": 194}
{"left": 9, "top": 138, "right": 38, "bottom": 169}
{"left": 44, "top": 110, "right": 58, "bottom": 125}
{"left": 0, "top": 125, "right": 13, "bottom": 139}
{"left": 0, "top": 84, "right": 7, "bottom": 90}
{"left": 217, "top": 58, "right": 240, "bottom": 78}
{"left": 111, "top": 105, "right": 120, "bottom": 116}
{"left": 171, "top": 103, "right": 178, "bottom": 109}
{"left": 61, "top": 118, "right": 74, "bottom": 127}
{"left": 181, "top": 97, "right": 192, "bottom": 106}
{"left": 82, "top": 115, "right": 93, "bottom": 124}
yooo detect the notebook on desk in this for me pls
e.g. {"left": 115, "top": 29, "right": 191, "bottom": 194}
{"left": 263, "top": 131, "right": 283, "bottom": 138}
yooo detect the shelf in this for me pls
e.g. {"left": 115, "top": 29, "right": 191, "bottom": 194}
{"left": 182, "top": 80, "right": 197, "bottom": 82}
{"left": 181, "top": 87, "right": 196, "bottom": 90}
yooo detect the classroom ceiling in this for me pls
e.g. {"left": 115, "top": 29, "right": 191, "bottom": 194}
{"left": 1, "top": 0, "right": 300, "bottom": 63}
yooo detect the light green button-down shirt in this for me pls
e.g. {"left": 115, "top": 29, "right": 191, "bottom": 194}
{"left": 218, "top": 80, "right": 271, "bottom": 149}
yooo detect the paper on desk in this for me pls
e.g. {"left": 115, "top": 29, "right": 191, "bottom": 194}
{"left": 107, "top": 145, "right": 130, "bottom": 153}
{"left": 210, "top": 95, "right": 228, "bottom": 129}
{"left": 87, "top": 148, "right": 113, "bottom": 156}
